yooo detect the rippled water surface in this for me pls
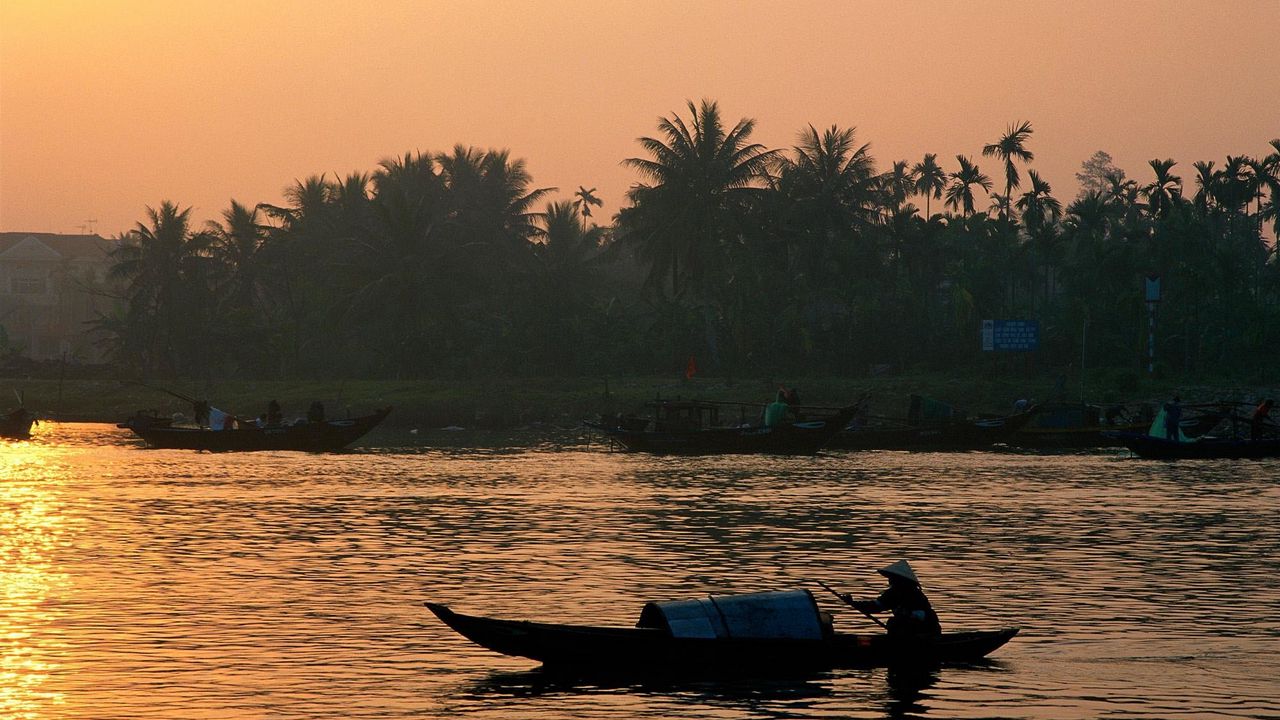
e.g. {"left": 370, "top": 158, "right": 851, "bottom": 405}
{"left": 2, "top": 422, "right": 1277, "bottom": 719}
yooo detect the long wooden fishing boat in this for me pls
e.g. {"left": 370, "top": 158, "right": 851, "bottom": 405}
{"left": 1008, "top": 401, "right": 1226, "bottom": 449}
{"left": 586, "top": 403, "right": 859, "bottom": 455}
{"left": 119, "top": 407, "right": 391, "bottom": 451}
{"left": 1107, "top": 431, "right": 1280, "bottom": 460}
{"left": 828, "top": 408, "right": 1037, "bottom": 451}
{"left": 1, "top": 408, "right": 36, "bottom": 439}
{"left": 426, "top": 590, "right": 1017, "bottom": 673}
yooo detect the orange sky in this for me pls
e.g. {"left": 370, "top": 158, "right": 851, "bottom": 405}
{"left": 1, "top": 0, "right": 1276, "bottom": 237}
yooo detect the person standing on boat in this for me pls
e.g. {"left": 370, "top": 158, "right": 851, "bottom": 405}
{"left": 267, "top": 399, "right": 282, "bottom": 427}
{"left": 1163, "top": 396, "right": 1182, "bottom": 442}
{"left": 848, "top": 560, "right": 941, "bottom": 638}
{"left": 763, "top": 390, "right": 790, "bottom": 427}
{"left": 1250, "top": 399, "right": 1273, "bottom": 441}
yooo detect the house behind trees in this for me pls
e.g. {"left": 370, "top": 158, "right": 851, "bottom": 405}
{"left": 0, "top": 232, "right": 117, "bottom": 362}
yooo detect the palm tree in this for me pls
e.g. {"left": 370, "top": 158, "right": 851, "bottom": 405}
{"left": 774, "top": 124, "right": 881, "bottom": 289}
{"left": 1141, "top": 159, "right": 1182, "bottom": 219}
{"left": 1016, "top": 170, "right": 1062, "bottom": 232}
{"left": 911, "top": 153, "right": 946, "bottom": 219}
{"left": 884, "top": 160, "right": 914, "bottom": 216}
{"left": 573, "top": 186, "right": 603, "bottom": 219}
{"left": 1192, "top": 160, "right": 1219, "bottom": 211}
{"left": 982, "top": 120, "right": 1035, "bottom": 219}
{"left": 109, "top": 201, "right": 215, "bottom": 372}
{"left": 944, "top": 155, "right": 993, "bottom": 217}
{"left": 437, "top": 145, "right": 554, "bottom": 261}
{"left": 207, "top": 199, "right": 269, "bottom": 315}
{"left": 618, "top": 99, "right": 778, "bottom": 296}
{"left": 1257, "top": 140, "right": 1280, "bottom": 239}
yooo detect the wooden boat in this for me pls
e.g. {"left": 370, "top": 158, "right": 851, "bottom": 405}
{"left": 1, "top": 407, "right": 36, "bottom": 439}
{"left": 426, "top": 589, "right": 1017, "bottom": 673}
{"left": 586, "top": 401, "right": 859, "bottom": 455}
{"left": 119, "top": 407, "right": 391, "bottom": 451}
{"left": 1012, "top": 401, "right": 1233, "bottom": 449}
{"left": 827, "top": 397, "right": 1038, "bottom": 451}
{"left": 1108, "top": 431, "right": 1280, "bottom": 460}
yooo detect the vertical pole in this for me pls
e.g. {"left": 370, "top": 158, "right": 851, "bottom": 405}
{"left": 1080, "top": 318, "right": 1087, "bottom": 402}
{"left": 1147, "top": 302, "right": 1156, "bottom": 374}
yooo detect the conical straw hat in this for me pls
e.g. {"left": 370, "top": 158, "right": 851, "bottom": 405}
{"left": 876, "top": 560, "right": 919, "bottom": 584}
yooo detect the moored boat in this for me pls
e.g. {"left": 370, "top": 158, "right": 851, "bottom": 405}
{"left": 586, "top": 401, "right": 859, "bottom": 455}
{"left": 1, "top": 407, "right": 36, "bottom": 439}
{"left": 426, "top": 589, "right": 1017, "bottom": 673}
{"left": 1108, "top": 431, "right": 1280, "bottom": 460}
{"left": 119, "top": 406, "right": 391, "bottom": 451}
{"left": 827, "top": 396, "right": 1038, "bottom": 451}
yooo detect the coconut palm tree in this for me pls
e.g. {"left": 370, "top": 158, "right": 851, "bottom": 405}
{"left": 911, "top": 153, "right": 946, "bottom": 219}
{"left": 617, "top": 99, "right": 778, "bottom": 296}
{"left": 982, "top": 120, "right": 1035, "bottom": 219}
{"left": 207, "top": 199, "right": 269, "bottom": 315}
{"left": 884, "top": 160, "right": 914, "bottom": 216}
{"left": 109, "top": 201, "right": 216, "bottom": 372}
{"left": 774, "top": 124, "right": 881, "bottom": 289}
{"left": 437, "top": 145, "right": 554, "bottom": 260}
{"left": 944, "top": 155, "right": 993, "bottom": 217}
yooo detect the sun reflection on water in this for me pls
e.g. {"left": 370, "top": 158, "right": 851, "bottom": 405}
{"left": 1, "top": 436, "right": 69, "bottom": 718}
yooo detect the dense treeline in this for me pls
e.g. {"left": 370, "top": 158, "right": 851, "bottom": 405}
{"left": 99, "top": 100, "right": 1280, "bottom": 381}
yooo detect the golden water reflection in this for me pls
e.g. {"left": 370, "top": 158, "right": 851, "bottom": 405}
{"left": 1, "top": 432, "right": 69, "bottom": 719}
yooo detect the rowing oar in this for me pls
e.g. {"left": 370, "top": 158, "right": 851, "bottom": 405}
{"left": 816, "top": 580, "right": 887, "bottom": 629}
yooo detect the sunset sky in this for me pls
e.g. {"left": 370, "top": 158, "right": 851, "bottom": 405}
{"left": 1, "top": 0, "right": 1276, "bottom": 237}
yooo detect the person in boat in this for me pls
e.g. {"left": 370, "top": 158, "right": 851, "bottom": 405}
{"left": 1163, "top": 396, "right": 1182, "bottom": 442}
{"left": 763, "top": 390, "right": 790, "bottom": 427}
{"left": 846, "top": 560, "right": 941, "bottom": 639}
{"left": 267, "top": 399, "right": 282, "bottom": 427}
{"left": 307, "top": 401, "right": 325, "bottom": 423}
{"left": 193, "top": 400, "right": 211, "bottom": 428}
{"left": 1250, "top": 399, "right": 1274, "bottom": 441}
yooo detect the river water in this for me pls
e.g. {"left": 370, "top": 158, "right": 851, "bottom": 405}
{"left": 2, "top": 422, "right": 1277, "bottom": 719}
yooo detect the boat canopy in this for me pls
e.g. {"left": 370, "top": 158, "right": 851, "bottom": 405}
{"left": 636, "top": 590, "right": 824, "bottom": 640}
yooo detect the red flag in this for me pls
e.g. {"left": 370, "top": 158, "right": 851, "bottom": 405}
{"left": 684, "top": 355, "right": 697, "bottom": 379}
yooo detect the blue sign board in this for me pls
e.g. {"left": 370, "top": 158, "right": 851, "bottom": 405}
{"left": 981, "top": 320, "right": 1039, "bottom": 352}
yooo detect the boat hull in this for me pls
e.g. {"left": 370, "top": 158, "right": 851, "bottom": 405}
{"left": 121, "top": 407, "right": 391, "bottom": 451}
{"left": 828, "top": 413, "right": 1034, "bottom": 452}
{"left": 1109, "top": 432, "right": 1280, "bottom": 460}
{"left": 586, "top": 406, "right": 857, "bottom": 456}
{"left": 426, "top": 603, "right": 1017, "bottom": 671}
{"left": 0, "top": 413, "right": 35, "bottom": 439}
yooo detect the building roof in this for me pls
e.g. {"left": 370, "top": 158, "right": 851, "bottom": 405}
{"left": 0, "top": 233, "right": 115, "bottom": 261}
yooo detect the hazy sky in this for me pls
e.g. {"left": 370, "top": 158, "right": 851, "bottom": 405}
{"left": 2, "top": 0, "right": 1276, "bottom": 237}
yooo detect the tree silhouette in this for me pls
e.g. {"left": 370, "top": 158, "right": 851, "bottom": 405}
{"left": 982, "top": 120, "right": 1035, "bottom": 219}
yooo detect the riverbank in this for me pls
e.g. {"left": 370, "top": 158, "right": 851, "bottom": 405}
{"left": 6, "top": 371, "right": 1277, "bottom": 429}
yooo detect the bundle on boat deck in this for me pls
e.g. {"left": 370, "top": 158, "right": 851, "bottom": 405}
{"left": 426, "top": 589, "right": 1018, "bottom": 673}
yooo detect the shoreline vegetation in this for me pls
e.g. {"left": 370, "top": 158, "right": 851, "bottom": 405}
{"left": 42, "top": 100, "right": 1276, "bottom": 397}
{"left": 10, "top": 372, "right": 1278, "bottom": 429}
